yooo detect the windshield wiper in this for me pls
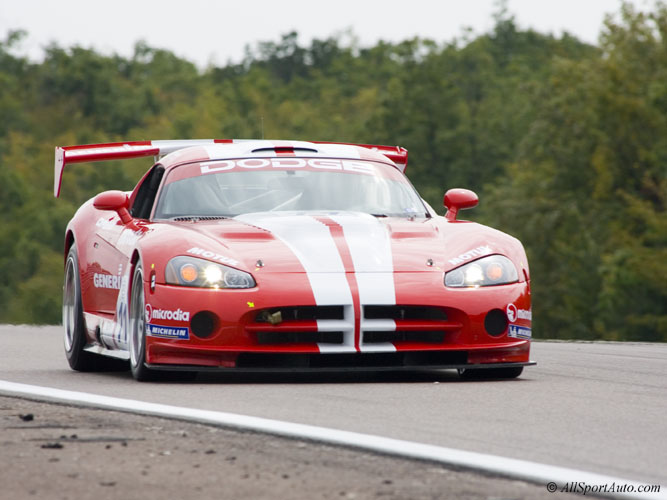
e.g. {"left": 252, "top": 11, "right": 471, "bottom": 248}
{"left": 371, "top": 213, "right": 428, "bottom": 218}
{"left": 170, "top": 215, "right": 230, "bottom": 222}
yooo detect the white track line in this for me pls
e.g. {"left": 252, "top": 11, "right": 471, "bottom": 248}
{"left": 0, "top": 380, "right": 663, "bottom": 500}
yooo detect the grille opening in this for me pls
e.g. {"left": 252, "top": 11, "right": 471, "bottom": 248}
{"left": 484, "top": 309, "right": 508, "bottom": 337}
{"left": 236, "top": 351, "right": 468, "bottom": 369}
{"left": 363, "top": 331, "right": 445, "bottom": 344}
{"left": 255, "top": 306, "right": 344, "bottom": 323}
{"left": 364, "top": 306, "right": 447, "bottom": 321}
{"left": 191, "top": 311, "right": 217, "bottom": 339}
{"left": 256, "top": 331, "right": 344, "bottom": 345}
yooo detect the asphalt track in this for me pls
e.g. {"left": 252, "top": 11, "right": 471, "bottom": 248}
{"left": 1, "top": 325, "right": 665, "bottom": 489}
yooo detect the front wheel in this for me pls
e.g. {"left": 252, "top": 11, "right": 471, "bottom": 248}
{"left": 128, "top": 262, "right": 198, "bottom": 382}
{"left": 128, "top": 263, "right": 157, "bottom": 381}
{"left": 458, "top": 366, "right": 524, "bottom": 380}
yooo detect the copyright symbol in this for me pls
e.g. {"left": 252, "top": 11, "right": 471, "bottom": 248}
{"left": 547, "top": 482, "right": 557, "bottom": 493}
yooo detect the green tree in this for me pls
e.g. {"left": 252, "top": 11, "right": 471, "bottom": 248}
{"left": 0, "top": 2, "right": 664, "bottom": 340}
{"left": 481, "top": 2, "right": 667, "bottom": 341}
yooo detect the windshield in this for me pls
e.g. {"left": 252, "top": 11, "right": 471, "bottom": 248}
{"left": 154, "top": 159, "right": 428, "bottom": 218}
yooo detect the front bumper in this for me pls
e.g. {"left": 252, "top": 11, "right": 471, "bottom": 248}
{"left": 142, "top": 273, "right": 533, "bottom": 370}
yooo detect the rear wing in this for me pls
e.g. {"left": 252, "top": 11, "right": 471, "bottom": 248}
{"left": 54, "top": 139, "right": 408, "bottom": 197}
{"left": 312, "top": 141, "right": 408, "bottom": 173}
{"left": 53, "top": 139, "right": 233, "bottom": 197}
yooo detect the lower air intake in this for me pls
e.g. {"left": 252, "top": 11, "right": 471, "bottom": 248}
{"left": 236, "top": 351, "right": 468, "bottom": 369}
{"left": 256, "top": 331, "right": 344, "bottom": 345}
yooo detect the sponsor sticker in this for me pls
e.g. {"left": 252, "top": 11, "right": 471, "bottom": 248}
{"left": 506, "top": 304, "right": 532, "bottom": 322}
{"left": 145, "top": 304, "right": 190, "bottom": 323}
{"left": 187, "top": 247, "right": 239, "bottom": 267}
{"left": 506, "top": 304, "right": 517, "bottom": 322}
{"left": 112, "top": 271, "right": 131, "bottom": 348}
{"left": 199, "top": 158, "right": 374, "bottom": 176}
{"left": 448, "top": 245, "right": 492, "bottom": 266}
{"left": 508, "top": 325, "right": 532, "bottom": 339}
{"left": 146, "top": 324, "right": 189, "bottom": 340}
{"left": 518, "top": 308, "right": 532, "bottom": 320}
{"left": 93, "top": 273, "right": 122, "bottom": 290}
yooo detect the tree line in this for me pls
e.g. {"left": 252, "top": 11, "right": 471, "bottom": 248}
{"left": 0, "top": 2, "right": 664, "bottom": 341}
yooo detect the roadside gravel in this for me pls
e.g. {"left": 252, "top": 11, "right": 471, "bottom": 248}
{"left": 0, "top": 395, "right": 585, "bottom": 500}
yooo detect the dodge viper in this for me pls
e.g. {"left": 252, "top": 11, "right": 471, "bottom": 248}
{"left": 55, "top": 139, "right": 534, "bottom": 381}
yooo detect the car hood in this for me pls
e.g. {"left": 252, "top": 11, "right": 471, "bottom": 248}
{"left": 161, "top": 211, "right": 521, "bottom": 274}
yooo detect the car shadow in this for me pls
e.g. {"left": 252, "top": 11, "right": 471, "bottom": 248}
{"left": 193, "top": 369, "right": 463, "bottom": 385}
{"left": 76, "top": 366, "right": 532, "bottom": 385}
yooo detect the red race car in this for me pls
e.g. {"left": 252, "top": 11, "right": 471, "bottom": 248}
{"left": 56, "top": 139, "right": 534, "bottom": 381}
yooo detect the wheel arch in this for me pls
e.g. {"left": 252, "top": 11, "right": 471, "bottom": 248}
{"left": 64, "top": 230, "right": 75, "bottom": 267}
{"left": 130, "top": 248, "right": 142, "bottom": 268}
{"left": 127, "top": 249, "right": 144, "bottom": 302}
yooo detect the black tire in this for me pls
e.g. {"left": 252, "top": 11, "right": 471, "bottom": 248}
{"left": 128, "top": 262, "right": 158, "bottom": 381}
{"left": 127, "top": 263, "right": 197, "bottom": 382}
{"left": 458, "top": 366, "right": 524, "bottom": 380}
{"left": 63, "top": 246, "right": 99, "bottom": 371}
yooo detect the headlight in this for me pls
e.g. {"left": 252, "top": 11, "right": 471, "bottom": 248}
{"left": 165, "top": 256, "right": 256, "bottom": 289}
{"left": 445, "top": 255, "right": 518, "bottom": 288}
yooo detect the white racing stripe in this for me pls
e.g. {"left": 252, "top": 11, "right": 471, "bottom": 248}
{"left": 234, "top": 213, "right": 349, "bottom": 290}
{"left": 235, "top": 213, "right": 356, "bottom": 352}
{"left": 328, "top": 213, "right": 393, "bottom": 275}
{"left": 153, "top": 139, "right": 215, "bottom": 154}
{"left": 202, "top": 141, "right": 267, "bottom": 160}
{"left": 200, "top": 141, "right": 364, "bottom": 161}
{"left": 330, "top": 213, "right": 396, "bottom": 353}
{"left": 0, "top": 380, "right": 662, "bottom": 500}
{"left": 237, "top": 212, "right": 400, "bottom": 353}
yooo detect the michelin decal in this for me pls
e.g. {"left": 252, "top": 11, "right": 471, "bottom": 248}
{"left": 508, "top": 325, "right": 532, "bottom": 339}
{"left": 146, "top": 324, "right": 189, "bottom": 340}
{"left": 144, "top": 304, "right": 190, "bottom": 340}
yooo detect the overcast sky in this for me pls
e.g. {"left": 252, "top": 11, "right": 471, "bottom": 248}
{"left": 0, "top": 0, "right": 654, "bottom": 68}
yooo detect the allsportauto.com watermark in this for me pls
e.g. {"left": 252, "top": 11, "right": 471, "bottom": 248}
{"left": 546, "top": 481, "right": 661, "bottom": 495}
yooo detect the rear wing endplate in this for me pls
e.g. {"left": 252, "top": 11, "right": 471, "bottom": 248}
{"left": 54, "top": 139, "right": 408, "bottom": 197}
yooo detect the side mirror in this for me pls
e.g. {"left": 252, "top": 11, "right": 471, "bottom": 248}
{"left": 444, "top": 188, "right": 478, "bottom": 221}
{"left": 93, "top": 190, "right": 133, "bottom": 224}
